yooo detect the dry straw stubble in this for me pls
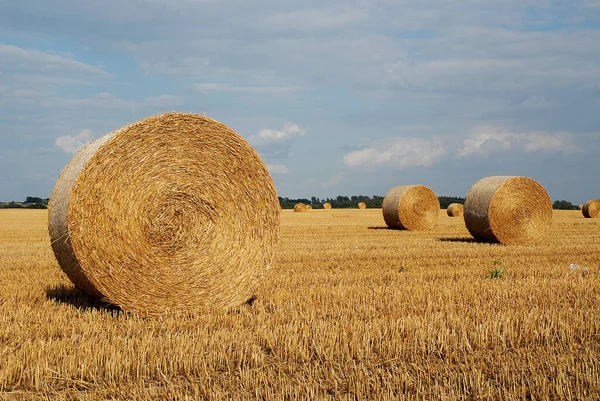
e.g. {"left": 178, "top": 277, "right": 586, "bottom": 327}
{"left": 464, "top": 176, "right": 552, "bottom": 245}
{"left": 447, "top": 203, "right": 464, "bottom": 217}
{"left": 382, "top": 185, "right": 440, "bottom": 231}
{"left": 582, "top": 200, "right": 600, "bottom": 218}
{"left": 48, "top": 112, "right": 280, "bottom": 316}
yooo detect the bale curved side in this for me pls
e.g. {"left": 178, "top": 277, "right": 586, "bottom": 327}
{"left": 447, "top": 203, "right": 464, "bottom": 217}
{"left": 582, "top": 200, "right": 600, "bottom": 218}
{"left": 323, "top": 202, "right": 332, "bottom": 210}
{"left": 294, "top": 203, "right": 307, "bottom": 212}
{"left": 48, "top": 112, "right": 280, "bottom": 315}
{"left": 382, "top": 185, "right": 439, "bottom": 230}
{"left": 305, "top": 205, "right": 313, "bottom": 210}
{"left": 464, "top": 176, "right": 552, "bottom": 245}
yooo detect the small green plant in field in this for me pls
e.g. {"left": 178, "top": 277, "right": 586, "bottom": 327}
{"left": 488, "top": 260, "right": 505, "bottom": 279}
{"left": 397, "top": 265, "right": 406, "bottom": 273}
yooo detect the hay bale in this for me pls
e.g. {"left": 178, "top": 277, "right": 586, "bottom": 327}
{"left": 48, "top": 112, "right": 280, "bottom": 316}
{"left": 294, "top": 203, "right": 307, "bottom": 212}
{"left": 582, "top": 200, "right": 600, "bottom": 218}
{"left": 323, "top": 202, "right": 332, "bottom": 210}
{"left": 305, "top": 204, "right": 313, "bottom": 210}
{"left": 447, "top": 203, "right": 464, "bottom": 217}
{"left": 382, "top": 185, "right": 439, "bottom": 230}
{"left": 578, "top": 205, "right": 583, "bottom": 210}
{"left": 464, "top": 176, "right": 552, "bottom": 245}
{"left": 358, "top": 202, "right": 367, "bottom": 209}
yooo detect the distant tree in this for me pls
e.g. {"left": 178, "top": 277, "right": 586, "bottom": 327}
{"left": 552, "top": 200, "right": 578, "bottom": 210}
{"left": 25, "top": 197, "right": 43, "bottom": 204}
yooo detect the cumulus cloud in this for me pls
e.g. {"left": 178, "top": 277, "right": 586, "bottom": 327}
{"left": 250, "top": 123, "right": 306, "bottom": 158}
{"left": 55, "top": 129, "right": 94, "bottom": 154}
{"left": 458, "top": 126, "right": 582, "bottom": 156}
{"left": 265, "top": 163, "right": 290, "bottom": 174}
{"left": 343, "top": 137, "right": 447, "bottom": 169}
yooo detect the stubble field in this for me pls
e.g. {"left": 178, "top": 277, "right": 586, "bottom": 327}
{"left": 0, "top": 209, "right": 599, "bottom": 400}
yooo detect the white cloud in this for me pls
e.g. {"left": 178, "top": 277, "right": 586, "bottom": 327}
{"left": 249, "top": 123, "right": 306, "bottom": 159}
{"left": 0, "top": 43, "right": 110, "bottom": 77}
{"left": 343, "top": 137, "right": 447, "bottom": 169}
{"left": 265, "top": 163, "right": 290, "bottom": 174}
{"left": 193, "top": 83, "right": 307, "bottom": 94}
{"left": 458, "top": 126, "right": 583, "bottom": 156}
{"left": 55, "top": 129, "right": 94, "bottom": 154}
{"left": 252, "top": 123, "right": 306, "bottom": 143}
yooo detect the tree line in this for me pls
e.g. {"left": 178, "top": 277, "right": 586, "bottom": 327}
{"left": 0, "top": 196, "right": 580, "bottom": 210}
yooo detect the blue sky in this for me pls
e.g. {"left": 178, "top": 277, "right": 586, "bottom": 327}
{"left": 1, "top": 0, "right": 599, "bottom": 203}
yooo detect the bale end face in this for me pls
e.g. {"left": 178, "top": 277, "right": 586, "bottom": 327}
{"left": 447, "top": 203, "right": 464, "bottom": 217}
{"left": 48, "top": 112, "right": 280, "bottom": 316}
{"left": 382, "top": 185, "right": 439, "bottom": 231}
{"left": 358, "top": 202, "right": 367, "bottom": 209}
{"left": 464, "top": 176, "right": 552, "bottom": 245}
{"left": 582, "top": 200, "right": 600, "bottom": 218}
{"left": 323, "top": 202, "right": 332, "bottom": 210}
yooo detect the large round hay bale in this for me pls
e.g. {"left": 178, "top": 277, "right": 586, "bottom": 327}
{"left": 323, "top": 202, "right": 332, "bottom": 210}
{"left": 358, "top": 202, "right": 367, "bottom": 209}
{"left": 582, "top": 200, "right": 600, "bottom": 218}
{"left": 294, "top": 203, "right": 307, "bottom": 212}
{"left": 447, "top": 203, "right": 464, "bottom": 217}
{"left": 464, "top": 176, "right": 552, "bottom": 245}
{"left": 305, "top": 204, "right": 313, "bottom": 210}
{"left": 48, "top": 112, "right": 280, "bottom": 315}
{"left": 382, "top": 185, "right": 440, "bottom": 230}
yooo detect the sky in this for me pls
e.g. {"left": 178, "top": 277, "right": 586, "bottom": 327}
{"left": 1, "top": 0, "right": 599, "bottom": 203}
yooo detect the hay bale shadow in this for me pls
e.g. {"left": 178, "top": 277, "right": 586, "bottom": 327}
{"left": 367, "top": 226, "right": 394, "bottom": 230}
{"left": 45, "top": 284, "right": 122, "bottom": 314}
{"left": 437, "top": 237, "right": 479, "bottom": 243}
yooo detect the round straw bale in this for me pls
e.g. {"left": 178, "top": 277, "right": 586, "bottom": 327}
{"left": 358, "top": 202, "right": 367, "bottom": 209}
{"left": 582, "top": 200, "right": 600, "bottom": 218}
{"left": 294, "top": 203, "right": 307, "bottom": 212}
{"left": 464, "top": 176, "right": 552, "bottom": 245}
{"left": 305, "top": 204, "right": 313, "bottom": 210}
{"left": 447, "top": 203, "right": 464, "bottom": 217}
{"left": 578, "top": 205, "right": 583, "bottom": 210}
{"left": 323, "top": 202, "right": 332, "bottom": 210}
{"left": 382, "top": 185, "right": 440, "bottom": 230}
{"left": 48, "top": 112, "right": 280, "bottom": 315}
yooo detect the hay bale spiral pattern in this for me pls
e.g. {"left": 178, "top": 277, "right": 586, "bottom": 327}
{"left": 582, "top": 200, "right": 600, "bottom": 218}
{"left": 382, "top": 185, "right": 440, "bottom": 230}
{"left": 464, "top": 176, "right": 552, "bottom": 245}
{"left": 48, "top": 112, "right": 280, "bottom": 315}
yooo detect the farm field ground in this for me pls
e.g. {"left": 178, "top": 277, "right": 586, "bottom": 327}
{"left": 0, "top": 209, "right": 599, "bottom": 400}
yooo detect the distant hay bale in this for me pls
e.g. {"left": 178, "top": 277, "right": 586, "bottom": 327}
{"left": 323, "top": 202, "right": 332, "bottom": 210}
{"left": 294, "top": 203, "right": 307, "bottom": 212}
{"left": 305, "top": 205, "right": 313, "bottom": 210}
{"left": 382, "top": 185, "right": 440, "bottom": 231}
{"left": 464, "top": 176, "right": 552, "bottom": 245}
{"left": 358, "top": 202, "right": 367, "bottom": 209}
{"left": 48, "top": 112, "right": 280, "bottom": 316}
{"left": 578, "top": 205, "right": 583, "bottom": 210}
{"left": 582, "top": 200, "right": 600, "bottom": 218}
{"left": 447, "top": 203, "right": 464, "bottom": 217}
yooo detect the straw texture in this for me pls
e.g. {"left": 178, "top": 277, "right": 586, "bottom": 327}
{"left": 323, "top": 202, "right": 332, "bottom": 210}
{"left": 382, "top": 185, "right": 440, "bottom": 231}
{"left": 582, "top": 200, "right": 600, "bottom": 218}
{"left": 464, "top": 176, "right": 552, "bottom": 245}
{"left": 447, "top": 203, "right": 464, "bottom": 217}
{"left": 294, "top": 203, "right": 307, "bottom": 212}
{"left": 358, "top": 202, "right": 367, "bottom": 210}
{"left": 48, "top": 112, "right": 280, "bottom": 315}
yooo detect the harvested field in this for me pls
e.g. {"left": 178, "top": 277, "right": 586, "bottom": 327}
{"left": 1, "top": 209, "right": 599, "bottom": 399}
